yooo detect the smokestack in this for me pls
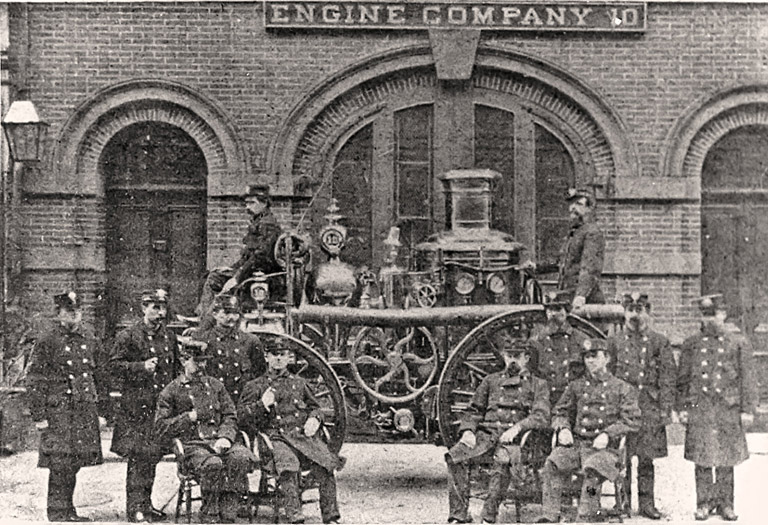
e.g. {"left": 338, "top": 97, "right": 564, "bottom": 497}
{"left": 440, "top": 169, "right": 500, "bottom": 233}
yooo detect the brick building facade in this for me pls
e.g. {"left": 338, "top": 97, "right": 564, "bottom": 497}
{"left": 1, "top": 0, "right": 767, "bottom": 376}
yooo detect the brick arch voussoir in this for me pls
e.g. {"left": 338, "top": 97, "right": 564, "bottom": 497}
{"left": 664, "top": 84, "right": 768, "bottom": 179}
{"left": 272, "top": 45, "right": 634, "bottom": 196}
{"left": 54, "top": 79, "right": 247, "bottom": 196}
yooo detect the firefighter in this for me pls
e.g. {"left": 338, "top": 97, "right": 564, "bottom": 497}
{"left": 197, "top": 184, "right": 282, "bottom": 317}
{"left": 677, "top": 294, "right": 757, "bottom": 521}
{"left": 536, "top": 338, "right": 641, "bottom": 523}
{"left": 196, "top": 293, "right": 266, "bottom": 403}
{"left": 238, "top": 338, "right": 343, "bottom": 524}
{"left": 444, "top": 336, "right": 550, "bottom": 524}
{"left": 607, "top": 292, "right": 676, "bottom": 519}
{"left": 110, "top": 289, "right": 179, "bottom": 522}
{"left": 557, "top": 187, "right": 605, "bottom": 309}
{"left": 531, "top": 290, "right": 588, "bottom": 406}
{"left": 155, "top": 340, "right": 255, "bottom": 523}
{"left": 26, "top": 292, "right": 104, "bottom": 522}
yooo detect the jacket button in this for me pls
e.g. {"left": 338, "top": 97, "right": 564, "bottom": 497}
{"left": 65, "top": 346, "right": 71, "bottom": 352}
{"left": 276, "top": 415, "right": 282, "bottom": 420}
{"left": 702, "top": 373, "right": 708, "bottom": 379}
{"left": 69, "top": 374, "right": 75, "bottom": 379}
{"left": 701, "top": 360, "right": 708, "bottom": 366}
{"left": 702, "top": 386, "right": 708, "bottom": 392}
{"left": 67, "top": 360, "right": 73, "bottom": 366}
{"left": 66, "top": 389, "right": 72, "bottom": 394}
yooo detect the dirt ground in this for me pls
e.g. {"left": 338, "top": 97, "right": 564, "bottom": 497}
{"left": 1, "top": 431, "right": 766, "bottom": 524}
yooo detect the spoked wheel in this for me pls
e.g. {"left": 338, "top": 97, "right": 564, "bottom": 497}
{"left": 437, "top": 308, "right": 604, "bottom": 448}
{"left": 252, "top": 331, "right": 347, "bottom": 453}
{"left": 348, "top": 326, "right": 440, "bottom": 405}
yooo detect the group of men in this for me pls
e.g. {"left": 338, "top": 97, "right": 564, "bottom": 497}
{"left": 445, "top": 290, "right": 757, "bottom": 523}
{"left": 26, "top": 289, "right": 342, "bottom": 524}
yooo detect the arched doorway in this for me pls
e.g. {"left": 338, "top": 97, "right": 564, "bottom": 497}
{"left": 102, "top": 121, "right": 207, "bottom": 330}
{"left": 701, "top": 125, "right": 768, "bottom": 335}
{"left": 313, "top": 69, "right": 591, "bottom": 274}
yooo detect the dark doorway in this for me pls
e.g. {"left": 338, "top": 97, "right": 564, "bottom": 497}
{"left": 102, "top": 121, "right": 207, "bottom": 331}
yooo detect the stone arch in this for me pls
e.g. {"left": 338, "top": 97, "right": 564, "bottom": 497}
{"left": 52, "top": 79, "right": 248, "bottom": 196}
{"left": 268, "top": 44, "right": 637, "bottom": 195}
{"left": 663, "top": 84, "right": 768, "bottom": 179}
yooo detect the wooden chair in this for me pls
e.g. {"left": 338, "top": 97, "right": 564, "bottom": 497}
{"left": 172, "top": 438, "right": 203, "bottom": 524}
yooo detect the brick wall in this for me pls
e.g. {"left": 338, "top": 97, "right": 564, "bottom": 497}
{"left": 8, "top": 2, "right": 767, "bottom": 337}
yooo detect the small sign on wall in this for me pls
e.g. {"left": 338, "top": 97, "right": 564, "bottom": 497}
{"left": 264, "top": 1, "right": 647, "bottom": 32}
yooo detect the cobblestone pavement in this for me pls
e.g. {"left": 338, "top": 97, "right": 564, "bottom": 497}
{"left": 1, "top": 430, "right": 766, "bottom": 524}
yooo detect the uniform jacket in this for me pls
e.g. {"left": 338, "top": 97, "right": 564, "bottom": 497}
{"left": 552, "top": 370, "right": 641, "bottom": 443}
{"left": 677, "top": 324, "right": 757, "bottom": 467}
{"left": 109, "top": 321, "right": 179, "bottom": 457}
{"left": 532, "top": 323, "right": 588, "bottom": 405}
{"left": 238, "top": 369, "right": 342, "bottom": 472}
{"left": 557, "top": 215, "right": 605, "bottom": 303}
{"left": 233, "top": 209, "right": 282, "bottom": 282}
{"left": 449, "top": 370, "right": 550, "bottom": 463}
{"left": 608, "top": 328, "right": 676, "bottom": 426}
{"left": 197, "top": 325, "right": 267, "bottom": 402}
{"left": 154, "top": 374, "right": 238, "bottom": 446}
{"left": 26, "top": 324, "right": 103, "bottom": 468}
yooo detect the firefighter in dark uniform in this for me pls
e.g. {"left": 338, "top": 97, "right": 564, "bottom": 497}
{"left": 607, "top": 292, "right": 676, "bottom": 519}
{"left": 557, "top": 187, "right": 605, "bottom": 309}
{"left": 109, "top": 289, "right": 179, "bottom": 522}
{"left": 536, "top": 339, "right": 641, "bottom": 523}
{"left": 677, "top": 294, "right": 757, "bottom": 522}
{"left": 197, "top": 184, "right": 282, "bottom": 317}
{"left": 26, "top": 292, "right": 104, "bottom": 522}
{"left": 155, "top": 340, "right": 255, "bottom": 523}
{"left": 196, "top": 294, "right": 267, "bottom": 403}
{"left": 238, "top": 339, "right": 343, "bottom": 524}
{"left": 444, "top": 337, "right": 550, "bottom": 524}
{"left": 531, "top": 291, "right": 588, "bottom": 406}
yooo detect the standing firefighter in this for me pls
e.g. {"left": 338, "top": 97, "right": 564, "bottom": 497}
{"left": 196, "top": 294, "right": 266, "bottom": 403}
{"left": 557, "top": 187, "right": 605, "bottom": 309}
{"left": 238, "top": 338, "right": 343, "bottom": 524}
{"left": 607, "top": 292, "right": 676, "bottom": 519}
{"left": 26, "top": 292, "right": 103, "bottom": 522}
{"left": 535, "top": 338, "right": 641, "bottom": 523}
{"left": 444, "top": 337, "right": 550, "bottom": 524}
{"left": 110, "top": 289, "right": 179, "bottom": 522}
{"left": 155, "top": 340, "right": 255, "bottom": 523}
{"left": 531, "top": 291, "right": 588, "bottom": 406}
{"left": 677, "top": 294, "right": 757, "bottom": 521}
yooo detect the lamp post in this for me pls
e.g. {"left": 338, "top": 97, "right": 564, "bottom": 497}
{"left": 1, "top": 100, "right": 48, "bottom": 384}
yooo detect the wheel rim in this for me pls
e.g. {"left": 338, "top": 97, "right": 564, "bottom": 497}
{"left": 252, "top": 331, "right": 347, "bottom": 452}
{"left": 436, "top": 308, "right": 604, "bottom": 448}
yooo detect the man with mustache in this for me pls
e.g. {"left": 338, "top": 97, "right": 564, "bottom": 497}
{"left": 444, "top": 336, "right": 550, "bottom": 524}
{"left": 607, "top": 292, "right": 676, "bottom": 519}
{"left": 110, "top": 289, "right": 179, "bottom": 522}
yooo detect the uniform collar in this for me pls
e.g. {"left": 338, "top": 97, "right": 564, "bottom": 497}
{"left": 267, "top": 368, "right": 290, "bottom": 379}
{"left": 142, "top": 320, "right": 164, "bottom": 335}
{"left": 180, "top": 372, "right": 208, "bottom": 385}
{"left": 586, "top": 369, "right": 611, "bottom": 382}
{"left": 500, "top": 369, "right": 529, "bottom": 386}
{"left": 213, "top": 323, "right": 238, "bottom": 337}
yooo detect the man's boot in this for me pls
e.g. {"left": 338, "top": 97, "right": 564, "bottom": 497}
{"left": 219, "top": 492, "right": 240, "bottom": 523}
{"left": 638, "top": 457, "right": 661, "bottom": 519}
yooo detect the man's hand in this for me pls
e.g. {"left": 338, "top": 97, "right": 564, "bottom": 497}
{"left": 213, "top": 438, "right": 232, "bottom": 454}
{"left": 592, "top": 432, "right": 609, "bottom": 450}
{"left": 221, "top": 277, "right": 238, "bottom": 293}
{"left": 188, "top": 410, "right": 198, "bottom": 423}
{"left": 500, "top": 424, "right": 522, "bottom": 444}
{"left": 261, "top": 387, "right": 276, "bottom": 410}
{"left": 304, "top": 417, "right": 321, "bottom": 437}
{"left": 677, "top": 410, "right": 689, "bottom": 425}
{"left": 459, "top": 430, "right": 477, "bottom": 449}
{"left": 144, "top": 357, "right": 158, "bottom": 373}
{"left": 741, "top": 413, "right": 755, "bottom": 429}
{"left": 98, "top": 417, "right": 108, "bottom": 428}
{"left": 572, "top": 296, "right": 586, "bottom": 309}
{"left": 35, "top": 420, "right": 49, "bottom": 431}
{"left": 557, "top": 428, "right": 573, "bottom": 446}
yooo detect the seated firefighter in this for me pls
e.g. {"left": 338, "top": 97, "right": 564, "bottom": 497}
{"left": 238, "top": 338, "right": 343, "bottom": 524}
{"left": 445, "top": 337, "right": 550, "bottom": 524}
{"left": 154, "top": 340, "right": 255, "bottom": 523}
{"left": 535, "top": 338, "right": 641, "bottom": 523}
{"left": 196, "top": 184, "right": 282, "bottom": 317}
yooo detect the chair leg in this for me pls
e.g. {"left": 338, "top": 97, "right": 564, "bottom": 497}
{"left": 185, "top": 483, "right": 192, "bottom": 525}
{"left": 175, "top": 483, "right": 184, "bottom": 524}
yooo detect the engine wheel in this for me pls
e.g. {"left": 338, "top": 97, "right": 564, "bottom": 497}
{"left": 436, "top": 308, "right": 604, "bottom": 448}
{"left": 348, "top": 326, "right": 439, "bottom": 405}
{"left": 252, "top": 331, "right": 347, "bottom": 452}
